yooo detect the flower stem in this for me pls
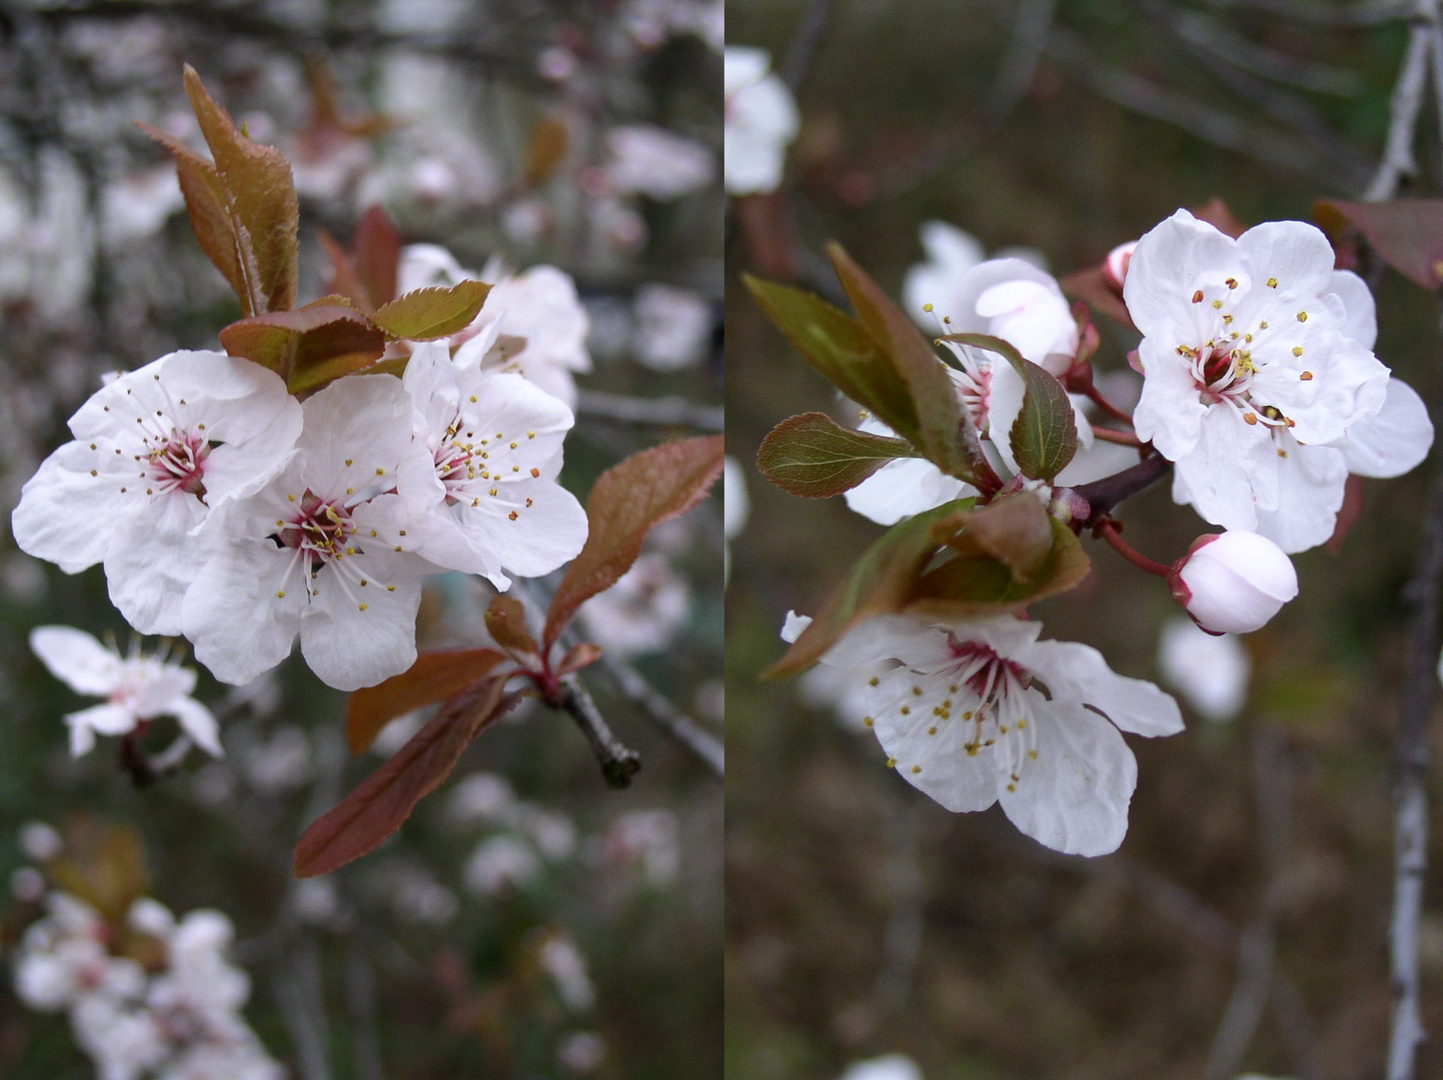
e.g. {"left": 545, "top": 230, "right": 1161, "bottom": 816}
{"left": 1096, "top": 519, "right": 1171, "bottom": 577}
{"left": 1090, "top": 426, "right": 1144, "bottom": 447}
{"left": 1082, "top": 382, "right": 1135, "bottom": 426}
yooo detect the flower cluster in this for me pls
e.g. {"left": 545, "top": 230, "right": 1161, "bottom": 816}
{"left": 15, "top": 340, "right": 587, "bottom": 692}
{"left": 12, "top": 891, "right": 281, "bottom": 1080}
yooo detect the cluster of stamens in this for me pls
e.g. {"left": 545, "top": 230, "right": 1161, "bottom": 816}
{"left": 433, "top": 404, "right": 541, "bottom": 523}
{"left": 868, "top": 637, "right": 1041, "bottom": 793}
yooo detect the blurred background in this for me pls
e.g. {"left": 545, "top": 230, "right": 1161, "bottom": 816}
{"left": 0, "top": 1, "right": 723, "bottom": 1077}
{"left": 725, "top": 2, "right": 1443, "bottom": 1078}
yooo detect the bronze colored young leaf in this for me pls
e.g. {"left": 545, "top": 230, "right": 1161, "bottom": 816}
{"left": 485, "top": 595, "right": 540, "bottom": 658}
{"left": 768, "top": 499, "right": 977, "bottom": 678}
{"left": 298, "top": 676, "right": 519, "bottom": 877}
{"left": 353, "top": 204, "right": 401, "bottom": 308}
{"left": 372, "top": 281, "right": 491, "bottom": 341}
{"left": 137, "top": 122, "right": 257, "bottom": 315}
{"left": 319, "top": 230, "right": 378, "bottom": 314}
{"left": 1315, "top": 198, "right": 1443, "bottom": 289}
{"left": 757, "top": 412, "right": 920, "bottom": 498}
{"left": 543, "top": 435, "right": 725, "bottom": 651}
{"left": 944, "top": 333, "right": 1078, "bottom": 481}
{"left": 826, "top": 243, "right": 973, "bottom": 480}
{"left": 182, "top": 65, "right": 300, "bottom": 313}
{"left": 526, "top": 113, "right": 570, "bottom": 186}
{"left": 219, "top": 305, "right": 387, "bottom": 396}
{"left": 346, "top": 648, "right": 509, "bottom": 755}
{"left": 911, "top": 515, "right": 1089, "bottom": 617}
{"left": 49, "top": 823, "right": 152, "bottom": 924}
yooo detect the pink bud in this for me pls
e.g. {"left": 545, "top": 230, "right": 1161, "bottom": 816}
{"left": 1103, "top": 241, "right": 1137, "bottom": 291}
{"left": 1169, "top": 531, "right": 1298, "bottom": 634}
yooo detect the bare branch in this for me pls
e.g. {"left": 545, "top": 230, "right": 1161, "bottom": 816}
{"left": 575, "top": 389, "right": 724, "bottom": 433}
{"left": 1387, "top": 425, "right": 1443, "bottom": 1080}
{"left": 984, "top": 0, "right": 1060, "bottom": 125}
{"left": 1197, "top": 0, "right": 1410, "bottom": 25}
{"left": 599, "top": 655, "right": 724, "bottom": 777}
{"left": 1365, "top": 11, "right": 1435, "bottom": 200}
{"left": 557, "top": 676, "right": 641, "bottom": 789}
{"left": 783, "top": 0, "right": 837, "bottom": 91}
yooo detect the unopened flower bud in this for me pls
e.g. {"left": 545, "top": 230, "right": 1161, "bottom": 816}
{"left": 1104, "top": 241, "right": 1137, "bottom": 291}
{"left": 1169, "top": 531, "right": 1298, "bottom": 634}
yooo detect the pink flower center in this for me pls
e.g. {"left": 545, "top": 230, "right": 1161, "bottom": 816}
{"left": 145, "top": 430, "right": 210, "bottom": 497}
{"left": 276, "top": 492, "right": 357, "bottom": 564}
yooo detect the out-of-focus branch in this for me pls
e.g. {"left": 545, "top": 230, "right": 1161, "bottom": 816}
{"left": 557, "top": 676, "right": 641, "bottom": 788}
{"left": 873, "top": 799, "right": 925, "bottom": 1012}
{"left": 783, "top": 0, "right": 836, "bottom": 90}
{"left": 1205, "top": 920, "right": 1276, "bottom": 1080}
{"left": 1365, "top": 3, "right": 1437, "bottom": 200}
{"left": 575, "top": 389, "right": 724, "bottom": 433}
{"left": 984, "top": 0, "right": 1060, "bottom": 125}
{"left": 1387, "top": 430, "right": 1443, "bottom": 1080}
{"left": 1027, "top": 16, "right": 1371, "bottom": 192}
{"left": 345, "top": 941, "right": 385, "bottom": 1080}
{"left": 1197, "top": 0, "right": 1410, "bottom": 24}
{"left": 1165, "top": 7, "right": 1365, "bottom": 96}
{"left": 272, "top": 936, "right": 333, "bottom": 1080}
{"left": 600, "top": 654, "right": 724, "bottom": 777}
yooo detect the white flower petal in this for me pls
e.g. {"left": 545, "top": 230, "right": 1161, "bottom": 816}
{"left": 30, "top": 626, "right": 120, "bottom": 694}
{"left": 103, "top": 491, "right": 209, "bottom": 635}
{"left": 1341, "top": 377, "right": 1433, "bottom": 479}
{"left": 1023, "top": 639, "right": 1184, "bottom": 736}
{"left": 183, "top": 542, "right": 305, "bottom": 686}
{"left": 167, "top": 697, "right": 222, "bottom": 758}
{"left": 997, "top": 697, "right": 1137, "bottom": 857}
{"left": 299, "top": 569, "right": 423, "bottom": 691}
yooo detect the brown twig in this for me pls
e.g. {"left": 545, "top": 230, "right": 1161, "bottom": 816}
{"left": 599, "top": 656, "right": 724, "bottom": 778}
{"left": 1096, "top": 519, "right": 1172, "bottom": 577}
{"left": 1070, "top": 452, "right": 1173, "bottom": 523}
{"left": 557, "top": 677, "right": 641, "bottom": 789}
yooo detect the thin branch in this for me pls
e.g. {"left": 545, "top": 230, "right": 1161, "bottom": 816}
{"left": 1365, "top": 9, "right": 1435, "bottom": 200}
{"left": 557, "top": 676, "right": 641, "bottom": 789}
{"left": 1071, "top": 451, "right": 1173, "bottom": 522}
{"left": 599, "top": 655, "right": 724, "bottom": 778}
{"left": 1096, "top": 519, "right": 1172, "bottom": 576}
{"left": 1090, "top": 426, "right": 1144, "bottom": 447}
{"left": 345, "top": 940, "right": 385, "bottom": 1080}
{"left": 1387, "top": 435, "right": 1443, "bottom": 1080}
{"left": 1197, "top": 0, "right": 1410, "bottom": 25}
{"left": 1205, "top": 920, "right": 1276, "bottom": 1080}
{"left": 575, "top": 389, "right": 724, "bottom": 433}
{"left": 782, "top": 0, "right": 836, "bottom": 91}
{"left": 984, "top": 0, "right": 1060, "bottom": 125}
{"left": 1166, "top": 7, "right": 1366, "bottom": 97}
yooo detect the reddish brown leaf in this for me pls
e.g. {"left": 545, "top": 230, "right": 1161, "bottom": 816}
{"left": 485, "top": 595, "right": 539, "bottom": 658}
{"left": 1060, "top": 266, "right": 1135, "bottom": 329}
{"left": 137, "top": 121, "right": 256, "bottom": 315}
{"left": 319, "top": 230, "right": 377, "bottom": 314}
{"left": 49, "top": 822, "right": 151, "bottom": 925}
{"left": 525, "top": 113, "right": 570, "bottom": 187}
{"left": 297, "top": 676, "right": 519, "bottom": 877}
{"left": 1315, "top": 198, "right": 1443, "bottom": 288}
{"left": 1191, "top": 197, "right": 1249, "bottom": 240}
{"left": 219, "top": 305, "right": 386, "bottom": 395}
{"left": 184, "top": 65, "right": 300, "bottom": 313}
{"left": 556, "top": 642, "right": 603, "bottom": 676}
{"left": 543, "top": 435, "right": 725, "bottom": 651}
{"left": 346, "top": 647, "right": 508, "bottom": 755}
{"left": 354, "top": 205, "right": 401, "bottom": 308}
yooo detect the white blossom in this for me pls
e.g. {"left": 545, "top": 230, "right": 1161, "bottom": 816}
{"left": 30, "top": 626, "right": 220, "bottom": 757}
{"left": 632, "top": 284, "right": 711, "bottom": 371}
{"left": 13, "top": 351, "right": 302, "bottom": 636}
{"left": 181, "top": 373, "right": 439, "bottom": 692}
{"left": 1157, "top": 617, "right": 1250, "bottom": 722}
{"left": 399, "top": 341, "right": 587, "bottom": 589}
{"left": 604, "top": 125, "right": 714, "bottom": 200}
{"left": 819, "top": 614, "right": 1183, "bottom": 856}
{"left": 1171, "top": 530, "right": 1298, "bottom": 634}
{"left": 723, "top": 47, "right": 799, "bottom": 195}
{"left": 1125, "top": 209, "right": 1432, "bottom": 553}
{"left": 840, "top": 1055, "right": 925, "bottom": 1080}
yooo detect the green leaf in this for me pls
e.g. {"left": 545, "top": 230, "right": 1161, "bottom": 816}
{"left": 543, "top": 435, "right": 725, "bottom": 652}
{"left": 768, "top": 499, "right": 978, "bottom": 677}
{"left": 371, "top": 281, "right": 492, "bottom": 341}
{"left": 298, "top": 675, "right": 519, "bottom": 877}
{"left": 944, "top": 333, "right": 1077, "bottom": 481}
{"left": 770, "top": 493, "right": 1092, "bottom": 677}
{"left": 345, "top": 648, "right": 509, "bottom": 755}
{"left": 756, "top": 412, "right": 920, "bottom": 498}
{"left": 1315, "top": 198, "right": 1443, "bottom": 289}
{"left": 182, "top": 65, "right": 300, "bottom": 313}
{"left": 218, "top": 305, "right": 386, "bottom": 396}
{"left": 743, "top": 275, "right": 917, "bottom": 441}
{"left": 912, "top": 514, "right": 1090, "bottom": 616}
{"left": 826, "top": 243, "right": 974, "bottom": 479}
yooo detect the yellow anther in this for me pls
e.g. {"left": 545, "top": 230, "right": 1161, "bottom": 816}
{"left": 1028, "top": 750, "right": 1038, "bottom": 759}
{"left": 886, "top": 757, "right": 897, "bottom": 768}
{"left": 900, "top": 706, "right": 910, "bottom": 716}
{"left": 1243, "top": 413, "right": 1258, "bottom": 425}
{"left": 276, "top": 590, "right": 285, "bottom": 598}
{"left": 1267, "top": 277, "right": 1278, "bottom": 288}
{"left": 358, "top": 603, "right": 368, "bottom": 611}
{"left": 1296, "top": 310, "right": 1307, "bottom": 322}
{"left": 911, "top": 765, "right": 921, "bottom": 774}
{"left": 1211, "top": 299, "right": 1223, "bottom": 309}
